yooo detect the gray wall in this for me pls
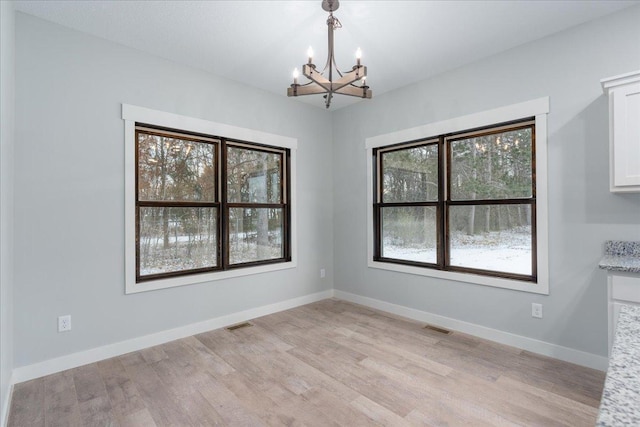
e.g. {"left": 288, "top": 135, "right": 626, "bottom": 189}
{"left": 10, "top": 4, "right": 640, "bottom": 374}
{"left": 332, "top": 5, "right": 640, "bottom": 357}
{"left": 13, "top": 12, "right": 334, "bottom": 368}
{"left": 1, "top": 0, "right": 16, "bottom": 420}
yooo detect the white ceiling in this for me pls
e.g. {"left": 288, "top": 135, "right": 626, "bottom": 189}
{"left": 13, "top": 0, "right": 640, "bottom": 110}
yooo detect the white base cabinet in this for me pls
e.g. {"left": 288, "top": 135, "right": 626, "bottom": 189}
{"left": 608, "top": 273, "right": 640, "bottom": 355}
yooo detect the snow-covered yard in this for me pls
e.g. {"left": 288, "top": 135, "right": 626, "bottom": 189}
{"left": 383, "top": 226, "right": 531, "bottom": 275}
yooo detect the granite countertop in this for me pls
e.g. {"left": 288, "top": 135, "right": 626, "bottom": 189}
{"left": 597, "top": 304, "right": 640, "bottom": 426}
{"left": 599, "top": 241, "right": 640, "bottom": 273}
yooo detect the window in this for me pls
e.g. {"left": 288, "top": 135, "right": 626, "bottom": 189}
{"left": 136, "top": 127, "right": 290, "bottom": 283}
{"left": 123, "top": 105, "right": 297, "bottom": 293}
{"left": 446, "top": 122, "right": 535, "bottom": 278}
{"left": 374, "top": 119, "right": 535, "bottom": 280}
{"left": 224, "top": 142, "right": 289, "bottom": 266}
{"left": 367, "top": 98, "right": 549, "bottom": 294}
{"left": 136, "top": 128, "right": 220, "bottom": 280}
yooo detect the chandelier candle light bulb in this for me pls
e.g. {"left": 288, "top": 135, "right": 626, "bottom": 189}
{"left": 286, "top": 0, "right": 372, "bottom": 108}
{"left": 307, "top": 46, "right": 314, "bottom": 64}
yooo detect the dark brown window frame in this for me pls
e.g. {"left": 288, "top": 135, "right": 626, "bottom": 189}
{"left": 135, "top": 124, "right": 291, "bottom": 283}
{"left": 373, "top": 118, "right": 537, "bottom": 283}
{"left": 222, "top": 139, "right": 291, "bottom": 270}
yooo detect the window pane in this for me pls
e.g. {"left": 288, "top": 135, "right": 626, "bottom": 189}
{"left": 450, "top": 127, "right": 532, "bottom": 201}
{"left": 227, "top": 147, "right": 282, "bottom": 203}
{"left": 139, "top": 207, "right": 217, "bottom": 276}
{"left": 229, "top": 208, "right": 283, "bottom": 264}
{"left": 448, "top": 204, "right": 532, "bottom": 275}
{"left": 138, "top": 133, "right": 216, "bottom": 202}
{"left": 381, "top": 206, "right": 437, "bottom": 263}
{"left": 382, "top": 144, "right": 438, "bottom": 202}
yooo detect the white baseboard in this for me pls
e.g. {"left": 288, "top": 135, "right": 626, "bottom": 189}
{"left": 12, "top": 289, "right": 334, "bottom": 384}
{"left": 10, "top": 287, "right": 608, "bottom": 387}
{"left": 334, "top": 290, "right": 609, "bottom": 371}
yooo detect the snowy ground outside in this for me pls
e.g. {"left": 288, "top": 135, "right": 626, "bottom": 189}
{"left": 383, "top": 226, "right": 531, "bottom": 275}
{"left": 139, "top": 231, "right": 281, "bottom": 275}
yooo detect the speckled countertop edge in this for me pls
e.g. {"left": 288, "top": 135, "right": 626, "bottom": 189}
{"left": 599, "top": 241, "right": 640, "bottom": 273}
{"left": 597, "top": 305, "right": 640, "bottom": 426}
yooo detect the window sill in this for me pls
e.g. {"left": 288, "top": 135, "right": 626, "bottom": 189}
{"left": 367, "top": 260, "right": 548, "bottom": 295}
{"left": 127, "top": 261, "right": 297, "bottom": 294}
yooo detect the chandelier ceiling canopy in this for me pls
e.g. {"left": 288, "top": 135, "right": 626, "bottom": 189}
{"left": 287, "top": 0, "right": 372, "bottom": 109}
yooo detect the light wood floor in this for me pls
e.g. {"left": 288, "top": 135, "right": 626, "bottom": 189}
{"left": 8, "top": 299, "right": 606, "bottom": 426}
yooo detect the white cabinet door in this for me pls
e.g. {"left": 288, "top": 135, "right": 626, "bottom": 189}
{"left": 602, "top": 71, "right": 640, "bottom": 193}
{"left": 612, "top": 82, "right": 640, "bottom": 188}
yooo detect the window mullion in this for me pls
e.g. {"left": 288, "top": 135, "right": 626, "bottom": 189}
{"left": 440, "top": 136, "right": 448, "bottom": 270}
{"left": 137, "top": 201, "right": 220, "bottom": 208}
{"left": 220, "top": 140, "right": 229, "bottom": 269}
{"left": 284, "top": 150, "right": 292, "bottom": 261}
{"left": 373, "top": 150, "right": 380, "bottom": 260}
{"left": 227, "top": 203, "right": 285, "bottom": 209}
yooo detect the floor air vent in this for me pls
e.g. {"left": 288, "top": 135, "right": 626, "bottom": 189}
{"left": 424, "top": 324, "right": 452, "bottom": 335}
{"left": 226, "top": 322, "right": 253, "bottom": 331}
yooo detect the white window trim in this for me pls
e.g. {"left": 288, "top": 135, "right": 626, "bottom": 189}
{"left": 122, "top": 104, "right": 298, "bottom": 294}
{"left": 365, "top": 97, "right": 550, "bottom": 295}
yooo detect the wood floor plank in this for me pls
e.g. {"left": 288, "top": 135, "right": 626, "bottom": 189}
{"left": 358, "top": 355, "right": 519, "bottom": 426}
{"left": 328, "top": 326, "right": 453, "bottom": 377}
{"left": 72, "top": 364, "right": 109, "bottom": 404}
{"left": 504, "top": 350, "right": 605, "bottom": 407}
{"left": 164, "top": 336, "right": 235, "bottom": 377}
{"left": 43, "top": 370, "right": 75, "bottom": 395}
{"left": 8, "top": 299, "right": 606, "bottom": 427}
{"left": 123, "top": 360, "right": 194, "bottom": 426}
{"left": 429, "top": 369, "right": 578, "bottom": 426}
{"left": 495, "top": 375, "right": 599, "bottom": 425}
{"left": 243, "top": 347, "right": 360, "bottom": 402}
{"left": 118, "top": 351, "right": 147, "bottom": 368}
{"left": 274, "top": 392, "right": 340, "bottom": 426}
{"left": 216, "top": 371, "right": 302, "bottom": 426}
{"left": 197, "top": 372, "right": 267, "bottom": 427}
{"left": 287, "top": 346, "right": 419, "bottom": 417}
{"left": 150, "top": 354, "right": 227, "bottom": 426}
{"left": 300, "top": 387, "right": 376, "bottom": 426}
{"left": 43, "top": 371, "right": 82, "bottom": 427}
{"left": 350, "top": 395, "right": 412, "bottom": 426}
{"left": 197, "top": 330, "right": 279, "bottom": 394}
{"left": 8, "top": 378, "right": 45, "bottom": 427}
{"left": 77, "top": 395, "right": 118, "bottom": 427}
{"left": 420, "top": 338, "right": 510, "bottom": 382}
{"left": 118, "top": 408, "right": 157, "bottom": 427}
{"left": 96, "top": 358, "right": 146, "bottom": 420}
{"left": 138, "top": 346, "right": 169, "bottom": 365}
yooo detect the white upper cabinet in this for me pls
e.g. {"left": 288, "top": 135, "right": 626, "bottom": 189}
{"left": 601, "top": 71, "right": 640, "bottom": 193}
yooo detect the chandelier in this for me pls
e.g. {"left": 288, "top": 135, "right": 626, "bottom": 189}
{"left": 287, "top": 0, "right": 372, "bottom": 109}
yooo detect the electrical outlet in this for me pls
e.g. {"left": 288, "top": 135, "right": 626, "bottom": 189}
{"left": 320, "top": 268, "right": 326, "bottom": 278}
{"left": 531, "top": 303, "right": 543, "bottom": 319}
{"left": 58, "top": 315, "right": 71, "bottom": 332}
